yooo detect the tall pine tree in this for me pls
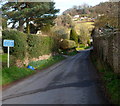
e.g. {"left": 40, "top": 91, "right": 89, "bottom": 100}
{"left": 2, "top": 2, "right": 59, "bottom": 34}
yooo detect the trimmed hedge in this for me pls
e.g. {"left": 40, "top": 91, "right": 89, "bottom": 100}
{"left": 27, "top": 34, "right": 58, "bottom": 58}
{"left": 2, "top": 29, "right": 28, "bottom": 60}
{"left": 2, "top": 29, "right": 59, "bottom": 61}
{"left": 2, "top": 29, "right": 77, "bottom": 63}
{"left": 60, "top": 39, "right": 76, "bottom": 50}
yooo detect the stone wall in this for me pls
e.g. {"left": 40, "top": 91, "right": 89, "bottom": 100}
{"left": 16, "top": 54, "right": 52, "bottom": 67}
{"left": 93, "top": 30, "right": 120, "bottom": 73}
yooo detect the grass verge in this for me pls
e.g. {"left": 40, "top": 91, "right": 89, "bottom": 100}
{"left": 90, "top": 52, "right": 120, "bottom": 105}
{"left": 29, "top": 55, "right": 66, "bottom": 70}
{"left": 60, "top": 49, "right": 78, "bottom": 56}
{"left": 76, "top": 44, "right": 91, "bottom": 51}
{"left": 1, "top": 53, "right": 16, "bottom": 68}
{"left": 0, "top": 53, "right": 7, "bottom": 62}
{"left": 1, "top": 55, "right": 65, "bottom": 86}
{"left": 1, "top": 67, "right": 35, "bottom": 86}
{"left": 66, "top": 51, "right": 78, "bottom": 56}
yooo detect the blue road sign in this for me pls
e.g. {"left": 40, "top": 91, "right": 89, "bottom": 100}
{"left": 3, "top": 40, "right": 14, "bottom": 47}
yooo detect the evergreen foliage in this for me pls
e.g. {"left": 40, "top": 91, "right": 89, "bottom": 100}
{"left": 2, "top": 2, "right": 59, "bottom": 33}
{"left": 70, "top": 28, "right": 78, "bottom": 44}
{"left": 2, "top": 29, "right": 28, "bottom": 59}
{"left": 27, "top": 34, "right": 58, "bottom": 58}
{"left": 2, "top": 18, "right": 7, "bottom": 30}
{"left": 2, "top": 29, "right": 59, "bottom": 60}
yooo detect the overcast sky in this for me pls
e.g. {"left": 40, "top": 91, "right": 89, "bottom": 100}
{"left": 54, "top": 0, "right": 109, "bottom": 14}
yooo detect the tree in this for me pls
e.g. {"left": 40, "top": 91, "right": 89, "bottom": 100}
{"left": 94, "top": 2, "right": 119, "bottom": 29}
{"left": 63, "top": 3, "right": 91, "bottom": 16}
{"left": 52, "top": 26, "right": 70, "bottom": 40}
{"left": 70, "top": 28, "right": 78, "bottom": 44}
{"left": 55, "top": 14, "right": 75, "bottom": 28}
{"left": 2, "top": 2, "right": 59, "bottom": 34}
{"left": 79, "top": 27, "right": 90, "bottom": 46}
{"left": 2, "top": 17, "right": 7, "bottom": 30}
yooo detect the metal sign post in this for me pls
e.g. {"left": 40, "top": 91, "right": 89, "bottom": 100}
{"left": 3, "top": 40, "right": 14, "bottom": 68}
{"left": 8, "top": 46, "right": 10, "bottom": 68}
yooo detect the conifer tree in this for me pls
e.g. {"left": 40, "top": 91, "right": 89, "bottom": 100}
{"left": 2, "top": 2, "right": 59, "bottom": 33}
{"left": 70, "top": 28, "right": 78, "bottom": 44}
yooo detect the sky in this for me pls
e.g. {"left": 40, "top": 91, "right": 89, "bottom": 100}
{"left": 54, "top": 0, "right": 109, "bottom": 14}
{"left": 0, "top": 0, "right": 110, "bottom": 12}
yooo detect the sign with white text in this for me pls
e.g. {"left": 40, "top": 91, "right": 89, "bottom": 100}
{"left": 3, "top": 40, "right": 14, "bottom": 68}
{"left": 3, "top": 40, "right": 14, "bottom": 47}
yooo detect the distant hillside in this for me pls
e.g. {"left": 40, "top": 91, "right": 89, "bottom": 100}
{"left": 63, "top": 2, "right": 119, "bottom": 29}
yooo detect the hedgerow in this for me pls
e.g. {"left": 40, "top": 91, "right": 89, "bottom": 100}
{"left": 27, "top": 34, "right": 58, "bottom": 58}
{"left": 2, "top": 29, "right": 59, "bottom": 60}
{"left": 2, "top": 29, "right": 28, "bottom": 60}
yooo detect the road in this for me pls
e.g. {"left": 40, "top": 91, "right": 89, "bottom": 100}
{"left": 2, "top": 49, "right": 108, "bottom": 104}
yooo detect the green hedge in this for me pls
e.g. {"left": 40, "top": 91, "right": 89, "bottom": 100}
{"left": 2, "top": 29, "right": 28, "bottom": 60}
{"left": 2, "top": 29, "right": 58, "bottom": 61}
{"left": 27, "top": 34, "right": 58, "bottom": 58}
{"left": 60, "top": 39, "right": 76, "bottom": 50}
{"left": 70, "top": 28, "right": 78, "bottom": 44}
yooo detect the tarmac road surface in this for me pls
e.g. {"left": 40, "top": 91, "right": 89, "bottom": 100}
{"left": 2, "top": 49, "right": 108, "bottom": 104}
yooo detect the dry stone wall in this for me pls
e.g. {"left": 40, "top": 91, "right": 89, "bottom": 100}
{"left": 16, "top": 54, "right": 52, "bottom": 67}
{"left": 93, "top": 30, "right": 120, "bottom": 73}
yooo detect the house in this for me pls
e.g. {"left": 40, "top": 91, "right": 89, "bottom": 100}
{"left": 74, "top": 15, "right": 79, "bottom": 18}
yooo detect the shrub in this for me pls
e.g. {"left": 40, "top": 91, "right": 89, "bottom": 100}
{"left": 27, "top": 34, "right": 58, "bottom": 58}
{"left": 51, "top": 26, "right": 70, "bottom": 40}
{"left": 60, "top": 39, "right": 76, "bottom": 50}
{"left": 70, "top": 28, "right": 78, "bottom": 43}
{"left": 41, "top": 24, "right": 51, "bottom": 34}
{"left": 2, "top": 29, "right": 59, "bottom": 67}
{"left": 2, "top": 29, "right": 28, "bottom": 60}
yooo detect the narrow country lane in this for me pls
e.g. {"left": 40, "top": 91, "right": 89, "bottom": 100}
{"left": 2, "top": 49, "right": 108, "bottom": 104}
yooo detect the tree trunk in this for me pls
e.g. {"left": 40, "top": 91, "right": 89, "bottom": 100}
{"left": 26, "top": 21, "right": 30, "bottom": 34}
{"left": 18, "top": 20, "right": 24, "bottom": 32}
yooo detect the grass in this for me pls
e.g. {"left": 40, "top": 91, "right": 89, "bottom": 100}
{"left": 1, "top": 55, "right": 65, "bottom": 86}
{"left": 76, "top": 44, "right": 91, "bottom": 51}
{"left": 1, "top": 67, "right": 35, "bottom": 86}
{"left": 66, "top": 51, "right": 77, "bottom": 56}
{"left": 76, "top": 48, "right": 84, "bottom": 51}
{"left": 91, "top": 52, "right": 120, "bottom": 105}
{"left": 0, "top": 53, "right": 7, "bottom": 62}
{"left": 60, "top": 49, "right": 78, "bottom": 56}
{"left": 84, "top": 46, "right": 91, "bottom": 49}
{"left": 1, "top": 53, "right": 16, "bottom": 68}
{"left": 29, "top": 55, "right": 66, "bottom": 70}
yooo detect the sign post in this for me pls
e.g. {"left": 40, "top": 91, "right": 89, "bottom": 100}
{"left": 3, "top": 40, "right": 14, "bottom": 68}
{"left": 8, "top": 46, "right": 10, "bottom": 68}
